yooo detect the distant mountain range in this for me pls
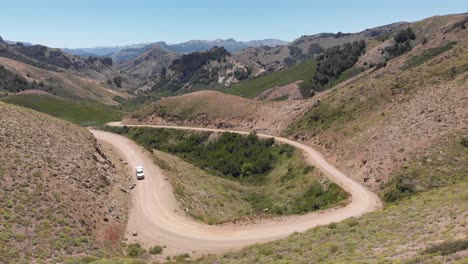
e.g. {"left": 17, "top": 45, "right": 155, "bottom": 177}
{"left": 63, "top": 38, "right": 288, "bottom": 58}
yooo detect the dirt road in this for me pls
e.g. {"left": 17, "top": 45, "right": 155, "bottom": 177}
{"left": 90, "top": 123, "right": 381, "bottom": 256}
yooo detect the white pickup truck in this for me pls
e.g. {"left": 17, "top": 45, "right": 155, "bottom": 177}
{"left": 135, "top": 166, "right": 145, "bottom": 180}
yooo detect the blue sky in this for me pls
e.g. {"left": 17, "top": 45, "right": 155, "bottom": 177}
{"left": 1, "top": 0, "right": 466, "bottom": 48}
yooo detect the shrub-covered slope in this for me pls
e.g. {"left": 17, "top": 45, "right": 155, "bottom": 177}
{"left": 0, "top": 103, "right": 127, "bottom": 263}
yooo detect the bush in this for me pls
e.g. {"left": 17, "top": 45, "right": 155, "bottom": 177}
{"left": 384, "top": 174, "right": 416, "bottom": 202}
{"left": 385, "top": 27, "right": 416, "bottom": 58}
{"left": 422, "top": 239, "right": 468, "bottom": 256}
{"left": 461, "top": 136, "right": 468, "bottom": 147}
{"left": 149, "top": 245, "right": 163, "bottom": 255}
{"left": 345, "top": 217, "right": 359, "bottom": 227}
{"left": 402, "top": 43, "right": 454, "bottom": 70}
{"left": 176, "top": 253, "right": 190, "bottom": 261}
{"left": 127, "top": 243, "right": 145, "bottom": 257}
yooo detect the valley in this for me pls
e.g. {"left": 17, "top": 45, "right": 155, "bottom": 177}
{"left": 90, "top": 124, "right": 380, "bottom": 257}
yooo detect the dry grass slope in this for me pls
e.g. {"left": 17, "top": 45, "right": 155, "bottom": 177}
{"left": 287, "top": 17, "right": 468, "bottom": 192}
{"left": 124, "top": 90, "right": 318, "bottom": 135}
{"left": 0, "top": 103, "right": 127, "bottom": 263}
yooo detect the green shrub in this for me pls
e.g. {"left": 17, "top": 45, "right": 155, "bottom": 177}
{"left": 461, "top": 136, "right": 468, "bottom": 147}
{"left": 176, "top": 253, "right": 190, "bottom": 261}
{"left": 383, "top": 174, "right": 416, "bottom": 202}
{"left": 329, "top": 243, "right": 339, "bottom": 253}
{"left": 127, "top": 243, "right": 145, "bottom": 257}
{"left": 149, "top": 245, "right": 163, "bottom": 255}
{"left": 345, "top": 217, "right": 359, "bottom": 227}
{"left": 422, "top": 239, "right": 468, "bottom": 256}
{"left": 385, "top": 27, "right": 417, "bottom": 58}
{"left": 403, "top": 43, "right": 454, "bottom": 70}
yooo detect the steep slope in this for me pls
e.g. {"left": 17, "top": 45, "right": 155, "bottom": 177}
{"left": 0, "top": 43, "right": 113, "bottom": 77}
{"left": 124, "top": 90, "right": 317, "bottom": 134}
{"left": 0, "top": 42, "right": 138, "bottom": 99}
{"left": 117, "top": 45, "right": 179, "bottom": 92}
{"left": 0, "top": 57, "right": 128, "bottom": 104}
{"left": 286, "top": 13, "right": 468, "bottom": 193}
{"left": 0, "top": 103, "right": 129, "bottom": 263}
{"left": 232, "top": 22, "right": 406, "bottom": 75}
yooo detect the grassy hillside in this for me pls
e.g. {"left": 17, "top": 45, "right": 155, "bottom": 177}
{"left": 0, "top": 102, "right": 127, "bottom": 263}
{"left": 102, "top": 126, "right": 347, "bottom": 223}
{"left": 225, "top": 59, "right": 317, "bottom": 98}
{"left": 2, "top": 94, "right": 125, "bottom": 126}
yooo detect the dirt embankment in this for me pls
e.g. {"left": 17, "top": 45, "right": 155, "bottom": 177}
{"left": 255, "top": 81, "right": 304, "bottom": 101}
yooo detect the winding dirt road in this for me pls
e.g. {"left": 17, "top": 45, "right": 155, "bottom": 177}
{"left": 91, "top": 122, "right": 381, "bottom": 256}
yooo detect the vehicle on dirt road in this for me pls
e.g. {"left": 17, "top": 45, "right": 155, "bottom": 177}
{"left": 135, "top": 166, "right": 145, "bottom": 180}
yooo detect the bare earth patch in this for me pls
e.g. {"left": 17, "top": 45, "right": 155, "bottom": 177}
{"left": 255, "top": 80, "right": 304, "bottom": 101}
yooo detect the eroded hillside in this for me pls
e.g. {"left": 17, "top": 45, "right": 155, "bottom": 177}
{"left": 0, "top": 103, "right": 128, "bottom": 263}
{"left": 124, "top": 90, "right": 318, "bottom": 134}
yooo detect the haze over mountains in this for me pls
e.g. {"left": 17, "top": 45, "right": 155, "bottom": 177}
{"left": 63, "top": 38, "right": 289, "bottom": 57}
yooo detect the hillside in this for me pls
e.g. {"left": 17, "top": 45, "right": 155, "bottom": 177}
{"left": 286, "top": 13, "right": 468, "bottom": 193}
{"left": 0, "top": 102, "right": 129, "bottom": 263}
{"left": 0, "top": 41, "right": 139, "bottom": 103}
{"left": 124, "top": 90, "right": 318, "bottom": 134}
{"left": 1, "top": 93, "right": 126, "bottom": 126}
{"left": 117, "top": 24, "right": 403, "bottom": 96}
{"left": 0, "top": 57, "right": 128, "bottom": 104}
{"left": 116, "top": 45, "right": 179, "bottom": 93}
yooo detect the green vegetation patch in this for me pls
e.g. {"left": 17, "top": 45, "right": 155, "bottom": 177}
{"left": 2, "top": 94, "right": 125, "bottom": 126}
{"left": 422, "top": 239, "right": 468, "bottom": 256}
{"left": 226, "top": 59, "right": 317, "bottom": 98}
{"left": 312, "top": 40, "right": 366, "bottom": 91}
{"left": 105, "top": 126, "right": 281, "bottom": 178}
{"left": 402, "top": 42, "right": 455, "bottom": 70}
